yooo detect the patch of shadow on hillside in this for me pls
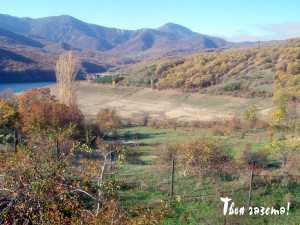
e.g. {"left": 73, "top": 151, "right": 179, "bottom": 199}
{"left": 0, "top": 48, "right": 35, "bottom": 63}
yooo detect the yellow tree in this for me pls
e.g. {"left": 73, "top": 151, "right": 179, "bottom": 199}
{"left": 0, "top": 99, "right": 18, "bottom": 144}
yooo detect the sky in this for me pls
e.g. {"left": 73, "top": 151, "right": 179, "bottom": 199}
{"left": 1, "top": 0, "right": 300, "bottom": 42}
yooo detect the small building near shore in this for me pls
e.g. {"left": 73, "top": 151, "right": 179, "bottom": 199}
{"left": 86, "top": 72, "right": 124, "bottom": 86}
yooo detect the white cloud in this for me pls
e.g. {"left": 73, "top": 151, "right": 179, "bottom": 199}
{"left": 260, "top": 22, "right": 300, "bottom": 39}
{"left": 224, "top": 22, "right": 300, "bottom": 42}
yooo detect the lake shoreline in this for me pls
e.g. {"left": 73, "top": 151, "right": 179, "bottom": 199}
{"left": 0, "top": 82, "right": 56, "bottom": 93}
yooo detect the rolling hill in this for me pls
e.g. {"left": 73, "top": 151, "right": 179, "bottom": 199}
{"left": 121, "top": 39, "right": 300, "bottom": 98}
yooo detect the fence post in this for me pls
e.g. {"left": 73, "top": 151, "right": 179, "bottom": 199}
{"left": 248, "top": 163, "right": 254, "bottom": 206}
{"left": 109, "top": 144, "right": 113, "bottom": 171}
{"left": 170, "top": 157, "right": 175, "bottom": 199}
{"left": 56, "top": 138, "right": 60, "bottom": 160}
{"left": 223, "top": 215, "right": 227, "bottom": 225}
{"left": 150, "top": 75, "right": 154, "bottom": 90}
{"left": 85, "top": 125, "right": 90, "bottom": 146}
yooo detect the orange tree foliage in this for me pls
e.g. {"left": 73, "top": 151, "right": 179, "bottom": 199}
{"left": 15, "top": 88, "right": 85, "bottom": 162}
{"left": 18, "top": 88, "right": 84, "bottom": 138}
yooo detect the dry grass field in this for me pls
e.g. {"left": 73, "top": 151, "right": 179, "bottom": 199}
{"left": 74, "top": 82, "right": 273, "bottom": 122}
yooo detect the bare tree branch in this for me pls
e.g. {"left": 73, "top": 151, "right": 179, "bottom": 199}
{"left": 70, "top": 189, "right": 97, "bottom": 200}
{"left": 0, "top": 188, "right": 14, "bottom": 193}
{"left": 96, "top": 149, "right": 118, "bottom": 216}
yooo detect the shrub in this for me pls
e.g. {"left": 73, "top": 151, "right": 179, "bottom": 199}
{"left": 0, "top": 99, "right": 18, "bottom": 144}
{"left": 84, "top": 122, "right": 101, "bottom": 147}
{"left": 0, "top": 140, "right": 129, "bottom": 225}
{"left": 227, "top": 115, "right": 242, "bottom": 132}
{"left": 17, "top": 88, "right": 84, "bottom": 159}
{"left": 211, "top": 123, "right": 228, "bottom": 136}
{"left": 165, "top": 137, "right": 232, "bottom": 177}
{"left": 18, "top": 90, "right": 84, "bottom": 137}
{"left": 236, "top": 144, "right": 269, "bottom": 169}
{"left": 223, "top": 81, "right": 241, "bottom": 92}
{"left": 96, "top": 109, "right": 121, "bottom": 137}
{"left": 0, "top": 99, "right": 17, "bottom": 128}
{"left": 287, "top": 62, "right": 300, "bottom": 75}
{"left": 243, "top": 104, "right": 258, "bottom": 127}
{"left": 280, "top": 154, "right": 300, "bottom": 182}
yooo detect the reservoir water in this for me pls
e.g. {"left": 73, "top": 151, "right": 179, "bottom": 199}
{"left": 0, "top": 82, "right": 55, "bottom": 93}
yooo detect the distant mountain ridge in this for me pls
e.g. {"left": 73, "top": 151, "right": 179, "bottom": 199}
{"left": 0, "top": 13, "right": 260, "bottom": 83}
{"left": 0, "top": 14, "right": 231, "bottom": 54}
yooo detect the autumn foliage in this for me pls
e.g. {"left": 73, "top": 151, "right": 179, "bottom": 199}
{"left": 163, "top": 137, "right": 232, "bottom": 177}
{"left": 18, "top": 88, "right": 83, "bottom": 136}
{"left": 123, "top": 39, "right": 300, "bottom": 98}
{"left": 0, "top": 99, "right": 17, "bottom": 128}
{"left": 96, "top": 109, "right": 121, "bottom": 136}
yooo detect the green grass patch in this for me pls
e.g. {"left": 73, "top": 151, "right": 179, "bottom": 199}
{"left": 114, "top": 125, "right": 300, "bottom": 224}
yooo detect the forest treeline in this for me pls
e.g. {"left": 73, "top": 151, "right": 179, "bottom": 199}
{"left": 123, "top": 39, "right": 300, "bottom": 97}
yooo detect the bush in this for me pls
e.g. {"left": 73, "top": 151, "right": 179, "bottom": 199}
{"left": 164, "top": 137, "right": 232, "bottom": 177}
{"left": 0, "top": 99, "right": 18, "bottom": 144}
{"left": 236, "top": 144, "right": 269, "bottom": 169}
{"left": 96, "top": 109, "right": 121, "bottom": 137}
{"left": 211, "top": 123, "right": 228, "bottom": 136}
{"left": 223, "top": 81, "right": 241, "bottom": 92}
{"left": 244, "top": 104, "right": 258, "bottom": 124}
{"left": 227, "top": 115, "right": 242, "bottom": 132}
{"left": 0, "top": 99, "right": 17, "bottom": 128}
{"left": 18, "top": 89, "right": 84, "bottom": 137}
{"left": 287, "top": 62, "right": 300, "bottom": 75}
{"left": 16, "top": 88, "right": 84, "bottom": 160}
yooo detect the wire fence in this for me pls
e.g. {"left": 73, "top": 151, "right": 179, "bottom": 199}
{"left": 103, "top": 158, "right": 300, "bottom": 212}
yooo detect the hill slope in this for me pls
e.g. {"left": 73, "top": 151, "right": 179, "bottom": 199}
{"left": 121, "top": 39, "right": 300, "bottom": 97}
{"left": 0, "top": 14, "right": 230, "bottom": 54}
{"left": 0, "top": 27, "right": 44, "bottom": 48}
{"left": 0, "top": 13, "right": 236, "bottom": 83}
{"left": 0, "top": 27, "right": 112, "bottom": 83}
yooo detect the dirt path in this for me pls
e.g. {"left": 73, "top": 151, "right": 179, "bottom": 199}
{"left": 75, "top": 82, "right": 273, "bottom": 122}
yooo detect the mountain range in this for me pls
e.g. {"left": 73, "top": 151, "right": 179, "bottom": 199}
{"left": 0, "top": 13, "right": 246, "bottom": 82}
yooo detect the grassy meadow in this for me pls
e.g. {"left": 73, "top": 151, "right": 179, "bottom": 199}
{"left": 104, "top": 124, "right": 300, "bottom": 225}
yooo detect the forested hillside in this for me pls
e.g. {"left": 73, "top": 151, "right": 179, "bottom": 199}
{"left": 123, "top": 39, "right": 300, "bottom": 97}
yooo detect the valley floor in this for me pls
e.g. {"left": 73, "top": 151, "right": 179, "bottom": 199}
{"left": 75, "top": 82, "right": 273, "bottom": 122}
